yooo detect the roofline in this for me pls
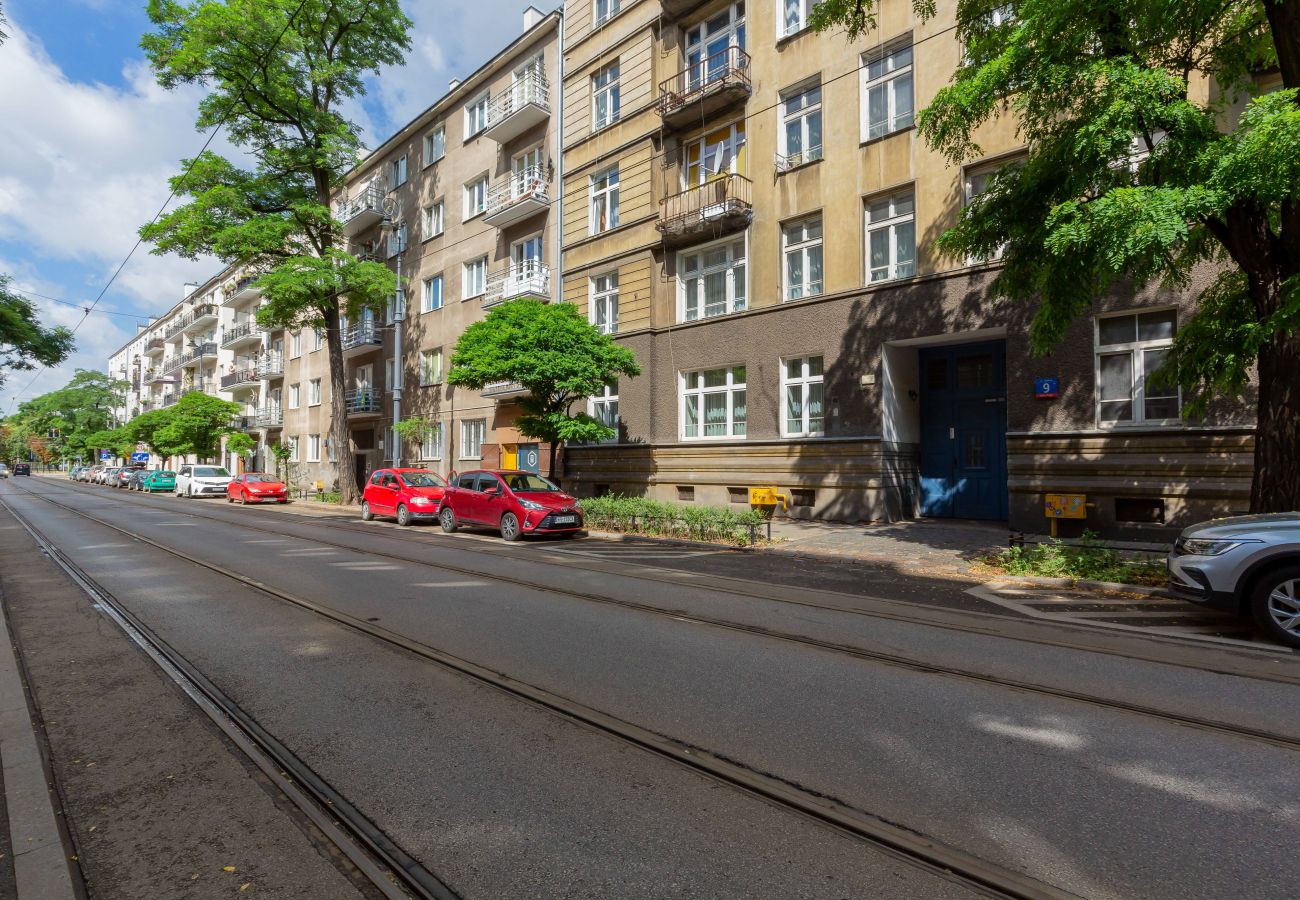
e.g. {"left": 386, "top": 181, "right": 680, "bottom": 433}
{"left": 104, "top": 259, "right": 244, "bottom": 362}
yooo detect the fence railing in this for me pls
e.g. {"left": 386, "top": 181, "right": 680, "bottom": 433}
{"left": 486, "top": 71, "right": 550, "bottom": 126}
{"left": 220, "top": 368, "right": 259, "bottom": 389}
{"left": 342, "top": 321, "right": 382, "bottom": 351}
{"left": 484, "top": 262, "right": 550, "bottom": 307}
{"left": 336, "top": 179, "right": 385, "bottom": 226}
{"left": 257, "top": 352, "right": 284, "bottom": 378}
{"left": 220, "top": 321, "right": 258, "bottom": 346}
{"left": 658, "top": 173, "right": 753, "bottom": 237}
{"left": 344, "top": 389, "right": 380, "bottom": 414}
{"left": 657, "top": 46, "right": 751, "bottom": 118}
{"left": 163, "top": 303, "right": 218, "bottom": 339}
{"left": 483, "top": 165, "right": 549, "bottom": 219}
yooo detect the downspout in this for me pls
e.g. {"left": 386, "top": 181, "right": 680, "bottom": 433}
{"left": 554, "top": 10, "right": 566, "bottom": 482}
{"left": 392, "top": 251, "right": 403, "bottom": 468}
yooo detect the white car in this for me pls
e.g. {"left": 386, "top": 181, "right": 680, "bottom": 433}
{"left": 175, "top": 464, "right": 233, "bottom": 498}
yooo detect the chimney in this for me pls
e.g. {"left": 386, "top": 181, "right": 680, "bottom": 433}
{"left": 182, "top": 281, "right": 199, "bottom": 300}
{"left": 523, "top": 6, "right": 543, "bottom": 29}
{"left": 449, "top": 78, "right": 461, "bottom": 92}
{"left": 136, "top": 323, "right": 147, "bottom": 334}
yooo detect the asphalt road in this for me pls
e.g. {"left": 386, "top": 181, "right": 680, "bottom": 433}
{"left": 5, "top": 476, "right": 1299, "bottom": 899}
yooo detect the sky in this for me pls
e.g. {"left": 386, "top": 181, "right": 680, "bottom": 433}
{"left": 0, "top": 0, "right": 536, "bottom": 411}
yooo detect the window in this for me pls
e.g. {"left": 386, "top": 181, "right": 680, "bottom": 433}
{"left": 779, "top": 82, "right": 822, "bottom": 169}
{"left": 420, "top": 348, "right": 443, "bottom": 386}
{"left": 422, "top": 200, "right": 444, "bottom": 238}
{"left": 589, "top": 165, "right": 619, "bottom": 234}
{"left": 590, "top": 381, "right": 619, "bottom": 441}
{"left": 1095, "top": 310, "right": 1180, "bottom": 425}
{"left": 964, "top": 159, "right": 1021, "bottom": 262}
{"left": 463, "top": 257, "right": 487, "bottom": 298}
{"left": 684, "top": 120, "right": 745, "bottom": 186}
{"left": 307, "top": 434, "right": 321, "bottom": 462}
{"left": 461, "top": 419, "right": 486, "bottom": 459}
{"left": 861, "top": 41, "right": 913, "bottom": 140}
{"left": 423, "top": 126, "right": 445, "bottom": 165}
{"left": 679, "top": 237, "right": 746, "bottom": 321}
{"left": 781, "top": 0, "right": 814, "bottom": 36}
{"left": 422, "top": 274, "right": 444, "bottom": 312}
{"left": 865, "top": 191, "right": 915, "bottom": 282}
{"left": 592, "top": 61, "right": 620, "bottom": 130}
{"left": 387, "top": 154, "right": 408, "bottom": 190}
{"left": 313, "top": 328, "right": 324, "bottom": 351}
{"left": 421, "top": 423, "right": 444, "bottom": 460}
{"left": 309, "top": 378, "right": 322, "bottom": 406}
{"left": 591, "top": 272, "right": 619, "bottom": 334}
{"left": 681, "top": 367, "right": 747, "bottom": 439}
{"left": 686, "top": 3, "right": 745, "bottom": 90}
{"left": 594, "top": 0, "right": 620, "bottom": 24}
{"left": 464, "top": 174, "right": 488, "bottom": 218}
{"left": 290, "top": 331, "right": 302, "bottom": 358}
{"left": 387, "top": 221, "right": 407, "bottom": 257}
{"left": 783, "top": 216, "right": 823, "bottom": 301}
{"left": 465, "top": 92, "right": 489, "bottom": 137}
{"left": 286, "top": 435, "right": 299, "bottom": 461}
{"left": 289, "top": 383, "right": 301, "bottom": 409}
{"left": 782, "top": 356, "right": 825, "bottom": 436}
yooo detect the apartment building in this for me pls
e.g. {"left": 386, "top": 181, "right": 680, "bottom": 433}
{"left": 330, "top": 7, "right": 561, "bottom": 491}
{"left": 555, "top": 0, "right": 1255, "bottom": 539}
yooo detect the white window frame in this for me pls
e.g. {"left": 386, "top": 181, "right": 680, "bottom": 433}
{"left": 460, "top": 419, "right": 486, "bottom": 459}
{"left": 419, "top": 348, "right": 443, "bottom": 386}
{"left": 781, "top": 355, "right": 825, "bottom": 437}
{"left": 592, "top": 61, "right": 621, "bottom": 131}
{"left": 683, "top": 120, "right": 745, "bottom": 187}
{"left": 288, "top": 383, "right": 301, "bottom": 410}
{"left": 422, "top": 274, "right": 444, "bottom": 313}
{"left": 860, "top": 40, "right": 914, "bottom": 141}
{"left": 680, "top": 366, "right": 747, "bottom": 440}
{"left": 308, "top": 378, "right": 322, "bottom": 406}
{"left": 590, "top": 272, "right": 619, "bottom": 335}
{"left": 465, "top": 92, "right": 489, "bottom": 138}
{"left": 423, "top": 126, "right": 445, "bottom": 166}
{"left": 307, "top": 433, "right": 321, "bottom": 463}
{"left": 313, "top": 328, "right": 324, "bottom": 351}
{"left": 386, "top": 221, "right": 407, "bottom": 258}
{"left": 286, "top": 435, "right": 299, "bottom": 461}
{"left": 594, "top": 0, "right": 620, "bottom": 25}
{"left": 1094, "top": 309, "right": 1181, "bottom": 427}
{"left": 463, "top": 256, "right": 487, "bottom": 298}
{"left": 963, "top": 158, "right": 1021, "bottom": 263}
{"left": 290, "top": 331, "right": 302, "bottom": 358}
{"left": 864, "top": 190, "right": 916, "bottom": 283}
{"left": 778, "top": 81, "right": 822, "bottom": 169}
{"left": 420, "top": 423, "right": 444, "bottom": 461}
{"left": 422, "top": 200, "right": 444, "bottom": 239}
{"left": 782, "top": 215, "right": 824, "bottom": 301}
{"left": 780, "top": 0, "right": 814, "bottom": 37}
{"left": 677, "top": 234, "right": 748, "bottom": 322}
{"left": 589, "top": 164, "right": 619, "bottom": 234}
{"left": 387, "top": 154, "right": 408, "bottom": 190}
{"left": 589, "top": 381, "right": 619, "bottom": 442}
{"left": 464, "top": 174, "right": 489, "bottom": 219}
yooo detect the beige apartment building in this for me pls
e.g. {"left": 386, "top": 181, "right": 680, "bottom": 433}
{"left": 556, "top": 0, "right": 1255, "bottom": 538}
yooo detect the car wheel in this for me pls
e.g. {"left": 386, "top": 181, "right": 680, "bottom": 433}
{"left": 361, "top": 501, "right": 373, "bottom": 521}
{"left": 1249, "top": 565, "right": 1300, "bottom": 649}
{"left": 500, "top": 512, "right": 522, "bottom": 542}
{"left": 396, "top": 504, "right": 413, "bottom": 527}
{"left": 439, "top": 507, "right": 458, "bottom": 533}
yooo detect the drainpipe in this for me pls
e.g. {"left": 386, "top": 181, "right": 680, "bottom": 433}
{"left": 553, "top": 12, "right": 565, "bottom": 484}
{"left": 392, "top": 251, "right": 403, "bottom": 468}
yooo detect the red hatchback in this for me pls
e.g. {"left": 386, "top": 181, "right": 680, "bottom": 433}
{"left": 439, "top": 470, "right": 583, "bottom": 541}
{"left": 361, "top": 468, "right": 447, "bottom": 526}
{"left": 227, "top": 472, "right": 289, "bottom": 504}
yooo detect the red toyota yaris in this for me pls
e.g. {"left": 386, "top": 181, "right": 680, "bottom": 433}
{"left": 361, "top": 468, "right": 447, "bottom": 526}
{"left": 438, "top": 470, "right": 583, "bottom": 541}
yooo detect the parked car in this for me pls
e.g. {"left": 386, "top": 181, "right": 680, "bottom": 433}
{"left": 361, "top": 468, "right": 447, "bottom": 526}
{"left": 139, "top": 470, "right": 176, "bottom": 493}
{"left": 97, "top": 466, "right": 119, "bottom": 485}
{"left": 13, "top": 463, "right": 31, "bottom": 477}
{"left": 126, "top": 469, "right": 150, "bottom": 491}
{"left": 227, "top": 473, "right": 289, "bottom": 504}
{"left": 175, "top": 464, "right": 233, "bottom": 498}
{"left": 1167, "top": 513, "right": 1300, "bottom": 648}
{"left": 80, "top": 465, "right": 100, "bottom": 483}
{"left": 438, "top": 470, "right": 582, "bottom": 541}
{"left": 67, "top": 466, "right": 81, "bottom": 480}
{"left": 0, "top": 463, "right": 9, "bottom": 478}
{"left": 112, "top": 467, "right": 138, "bottom": 488}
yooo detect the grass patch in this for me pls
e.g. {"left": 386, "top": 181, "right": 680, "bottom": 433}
{"left": 985, "top": 531, "right": 1166, "bottom": 586}
{"left": 315, "top": 490, "right": 341, "bottom": 504}
{"left": 580, "top": 494, "right": 769, "bottom": 546}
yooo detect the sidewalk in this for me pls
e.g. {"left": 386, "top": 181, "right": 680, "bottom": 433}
{"left": 766, "top": 517, "right": 1007, "bottom": 579}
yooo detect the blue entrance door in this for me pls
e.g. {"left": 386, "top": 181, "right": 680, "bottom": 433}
{"left": 918, "top": 342, "right": 1008, "bottom": 520}
{"left": 518, "top": 443, "right": 541, "bottom": 473}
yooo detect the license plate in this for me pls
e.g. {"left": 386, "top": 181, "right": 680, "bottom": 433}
{"left": 552, "top": 515, "right": 576, "bottom": 525}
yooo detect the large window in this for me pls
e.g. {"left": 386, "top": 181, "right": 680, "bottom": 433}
{"left": 461, "top": 419, "right": 486, "bottom": 459}
{"left": 290, "top": 331, "right": 302, "bottom": 358}
{"left": 590, "top": 165, "right": 619, "bottom": 234}
{"left": 1095, "top": 310, "right": 1180, "bottom": 425}
{"left": 779, "top": 81, "right": 821, "bottom": 169}
{"left": 465, "top": 174, "right": 488, "bottom": 218}
{"left": 422, "top": 200, "right": 444, "bottom": 238}
{"left": 594, "top": 0, "right": 620, "bottom": 25}
{"left": 313, "top": 328, "right": 324, "bottom": 351}
{"left": 307, "top": 433, "right": 321, "bottom": 462}
{"left": 288, "top": 383, "right": 300, "bottom": 409}
{"left": 592, "top": 61, "right": 620, "bottom": 130}
{"left": 591, "top": 272, "right": 619, "bottom": 334}
{"left": 686, "top": 2, "right": 745, "bottom": 91}
{"left": 421, "top": 423, "right": 443, "bottom": 460}
{"left": 422, "top": 274, "right": 443, "bottom": 312}
{"left": 964, "top": 157, "right": 1022, "bottom": 262}
{"left": 861, "top": 41, "right": 913, "bottom": 140}
{"left": 684, "top": 120, "right": 745, "bottom": 186}
{"left": 387, "top": 154, "right": 408, "bottom": 190}
{"left": 679, "top": 237, "right": 746, "bottom": 321}
{"left": 420, "top": 348, "right": 443, "bottom": 386}
{"left": 464, "top": 257, "right": 487, "bottom": 298}
{"left": 465, "top": 92, "right": 489, "bottom": 137}
{"left": 590, "top": 381, "right": 619, "bottom": 441}
{"left": 782, "top": 355, "right": 825, "bottom": 436}
{"left": 783, "top": 215, "right": 823, "bottom": 300}
{"left": 286, "top": 435, "right": 299, "bottom": 461}
{"left": 309, "top": 378, "right": 322, "bottom": 405}
{"left": 681, "top": 366, "right": 747, "bottom": 439}
{"left": 423, "top": 126, "right": 445, "bottom": 166}
{"left": 781, "top": 0, "right": 814, "bottom": 36}
{"left": 865, "top": 191, "right": 915, "bottom": 282}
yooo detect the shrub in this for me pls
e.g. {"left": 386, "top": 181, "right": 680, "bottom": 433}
{"left": 989, "top": 531, "right": 1165, "bottom": 585}
{"left": 580, "top": 494, "right": 768, "bottom": 546}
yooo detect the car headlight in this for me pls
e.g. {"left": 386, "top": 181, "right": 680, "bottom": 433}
{"left": 518, "top": 499, "right": 546, "bottom": 511}
{"left": 1177, "top": 538, "right": 1261, "bottom": 557}
{"left": 409, "top": 496, "right": 432, "bottom": 505}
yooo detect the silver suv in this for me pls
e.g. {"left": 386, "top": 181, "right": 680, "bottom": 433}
{"left": 1167, "top": 513, "right": 1300, "bottom": 648}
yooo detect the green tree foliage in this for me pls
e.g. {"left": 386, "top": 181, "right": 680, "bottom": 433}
{"left": 448, "top": 300, "right": 641, "bottom": 479}
{"left": 149, "top": 392, "right": 242, "bottom": 461}
{"left": 5, "top": 370, "right": 125, "bottom": 463}
{"left": 225, "top": 430, "right": 256, "bottom": 461}
{"left": 0, "top": 275, "right": 74, "bottom": 385}
{"left": 139, "top": 0, "right": 411, "bottom": 503}
{"left": 812, "top": 0, "right": 1300, "bottom": 511}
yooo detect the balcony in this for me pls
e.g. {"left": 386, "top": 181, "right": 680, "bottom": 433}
{"left": 341, "top": 321, "right": 382, "bottom": 359}
{"left": 484, "top": 262, "right": 551, "bottom": 308}
{"left": 337, "top": 180, "right": 386, "bottom": 237}
{"left": 657, "top": 47, "right": 751, "bottom": 129}
{"left": 256, "top": 407, "right": 283, "bottom": 428}
{"left": 160, "top": 342, "right": 217, "bottom": 375}
{"left": 481, "top": 380, "right": 529, "bottom": 400}
{"left": 483, "top": 72, "right": 550, "bottom": 144}
{"left": 657, "top": 174, "right": 753, "bottom": 246}
{"left": 257, "top": 352, "right": 284, "bottom": 379}
{"left": 344, "top": 389, "right": 381, "bottom": 417}
{"left": 230, "top": 415, "right": 255, "bottom": 431}
{"left": 225, "top": 276, "right": 260, "bottom": 306}
{"left": 482, "top": 166, "right": 550, "bottom": 228}
{"left": 163, "top": 303, "right": 219, "bottom": 339}
{"left": 220, "top": 321, "right": 262, "bottom": 349}
{"left": 142, "top": 368, "right": 172, "bottom": 386}
{"left": 162, "top": 392, "right": 178, "bottom": 407}
{"left": 143, "top": 338, "right": 165, "bottom": 357}
{"left": 220, "top": 367, "right": 260, "bottom": 391}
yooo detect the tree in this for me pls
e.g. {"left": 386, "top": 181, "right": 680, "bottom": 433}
{"left": 150, "top": 392, "right": 241, "bottom": 462}
{"left": 0, "top": 275, "right": 74, "bottom": 385}
{"left": 270, "top": 441, "right": 293, "bottom": 483}
{"left": 812, "top": 0, "right": 1300, "bottom": 511}
{"left": 225, "top": 430, "right": 256, "bottom": 466}
{"left": 139, "top": 0, "right": 412, "bottom": 504}
{"left": 13, "top": 370, "right": 126, "bottom": 463}
{"left": 448, "top": 300, "right": 641, "bottom": 480}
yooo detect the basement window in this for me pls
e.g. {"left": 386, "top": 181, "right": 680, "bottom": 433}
{"left": 676, "top": 485, "right": 695, "bottom": 502}
{"left": 1115, "top": 497, "right": 1165, "bottom": 524}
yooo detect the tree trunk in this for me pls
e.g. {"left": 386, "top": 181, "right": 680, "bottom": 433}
{"left": 547, "top": 438, "right": 559, "bottom": 481}
{"left": 1250, "top": 325, "right": 1300, "bottom": 512}
{"left": 324, "top": 307, "right": 359, "bottom": 505}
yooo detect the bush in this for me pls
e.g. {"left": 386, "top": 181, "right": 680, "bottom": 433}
{"left": 988, "top": 531, "right": 1166, "bottom": 585}
{"left": 580, "top": 494, "right": 768, "bottom": 546}
{"left": 316, "top": 490, "right": 341, "bottom": 504}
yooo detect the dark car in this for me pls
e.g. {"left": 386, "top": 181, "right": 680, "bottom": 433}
{"left": 13, "top": 463, "right": 31, "bottom": 476}
{"left": 127, "top": 469, "right": 151, "bottom": 491}
{"left": 438, "top": 470, "right": 582, "bottom": 541}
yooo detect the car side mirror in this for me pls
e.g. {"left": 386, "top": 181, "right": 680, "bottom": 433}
{"left": 483, "top": 485, "right": 499, "bottom": 495}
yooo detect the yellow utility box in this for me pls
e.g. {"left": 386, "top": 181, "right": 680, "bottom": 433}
{"left": 1044, "top": 493, "right": 1087, "bottom": 537}
{"left": 748, "top": 487, "right": 788, "bottom": 509}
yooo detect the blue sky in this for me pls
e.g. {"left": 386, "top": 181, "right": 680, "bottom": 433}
{"left": 0, "top": 0, "right": 534, "bottom": 409}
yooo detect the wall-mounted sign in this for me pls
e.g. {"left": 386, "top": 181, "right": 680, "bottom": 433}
{"left": 1034, "top": 377, "right": 1059, "bottom": 399}
{"left": 130, "top": 451, "right": 150, "bottom": 464}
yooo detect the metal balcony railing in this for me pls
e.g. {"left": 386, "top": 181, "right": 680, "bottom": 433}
{"left": 775, "top": 145, "right": 823, "bottom": 172}
{"left": 336, "top": 180, "right": 386, "bottom": 235}
{"left": 257, "top": 352, "right": 284, "bottom": 378}
{"left": 220, "top": 321, "right": 258, "bottom": 347}
{"left": 144, "top": 338, "right": 165, "bottom": 355}
{"left": 160, "top": 342, "right": 217, "bottom": 374}
{"left": 162, "top": 392, "right": 178, "bottom": 407}
{"left": 484, "top": 262, "right": 550, "bottom": 307}
{"left": 225, "top": 276, "right": 260, "bottom": 304}
{"left": 220, "top": 368, "right": 259, "bottom": 390}
{"left": 342, "top": 321, "right": 382, "bottom": 353}
{"left": 657, "top": 174, "right": 753, "bottom": 242}
{"left": 256, "top": 407, "right": 283, "bottom": 427}
{"left": 163, "top": 303, "right": 218, "bottom": 339}
{"left": 344, "top": 389, "right": 380, "bottom": 415}
{"left": 657, "top": 46, "right": 751, "bottom": 122}
{"left": 230, "top": 415, "right": 255, "bottom": 431}
{"left": 483, "top": 72, "right": 550, "bottom": 143}
{"left": 483, "top": 166, "right": 550, "bottom": 226}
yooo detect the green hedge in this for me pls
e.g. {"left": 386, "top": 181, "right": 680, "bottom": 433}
{"left": 580, "top": 494, "right": 768, "bottom": 546}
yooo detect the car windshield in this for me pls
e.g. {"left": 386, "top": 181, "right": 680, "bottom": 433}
{"left": 244, "top": 474, "right": 277, "bottom": 483}
{"left": 401, "top": 471, "right": 445, "bottom": 488}
{"left": 193, "top": 467, "right": 230, "bottom": 478}
{"left": 504, "top": 473, "right": 560, "bottom": 492}
{"left": 153, "top": 472, "right": 176, "bottom": 478}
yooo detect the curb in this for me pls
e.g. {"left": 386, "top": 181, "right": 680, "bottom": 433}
{"left": 585, "top": 530, "right": 756, "bottom": 552}
{"left": 996, "top": 574, "right": 1170, "bottom": 595}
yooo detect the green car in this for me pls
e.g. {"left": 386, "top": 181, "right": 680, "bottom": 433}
{"left": 141, "top": 470, "right": 176, "bottom": 492}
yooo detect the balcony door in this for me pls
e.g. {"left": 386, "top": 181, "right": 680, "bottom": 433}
{"left": 684, "top": 121, "right": 746, "bottom": 188}
{"left": 686, "top": 2, "right": 745, "bottom": 90}
{"left": 512, "top": 146, "right": 544, "bottom": 198}
{"left": 356, "top": 364, "right": 373, "bottom": 399}
{"left": 511, "top": 235, "right": 544, "bottom": 275}
{"left": 511, "top": 55, "right": 543, "bottom": 107}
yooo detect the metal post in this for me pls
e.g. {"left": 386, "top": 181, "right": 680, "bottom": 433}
{"left": 392, "top": 252, "right": 403, "bottom": 468}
